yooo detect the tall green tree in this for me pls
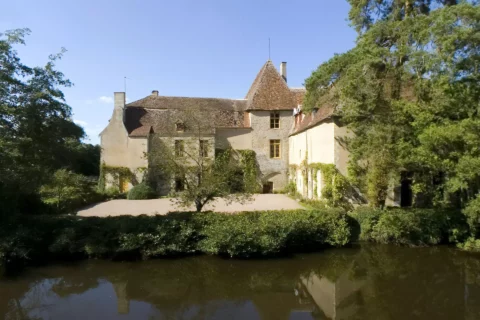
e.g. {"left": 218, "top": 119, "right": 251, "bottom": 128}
{"left": 0, "top": 29, "right": 87, "bottom": 216}
{"left": 304, "top": 2, "right": 480, "bottom": 207}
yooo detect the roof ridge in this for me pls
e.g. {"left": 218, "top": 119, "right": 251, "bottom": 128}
{"left": 126, "top": 95, "right": 247, "bottom": 107}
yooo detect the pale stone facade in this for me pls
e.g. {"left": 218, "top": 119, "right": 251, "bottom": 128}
{"left": 100, "top": 60, "right": 304, "bottom": 194}
{"left": 99, "top": 60, "right": 403, "bottom": 204}
{"left": 288, "top": 117, "right": 347, "bottom": 200}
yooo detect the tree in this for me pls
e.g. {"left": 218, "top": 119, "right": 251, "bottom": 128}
{"left": 39, "top": 169, "right": 97, "bottom": 214}
{"left": 148, "top": 107, "right": 255, "bottom": 212}
{"left": 0, "top": 29, "right": 87, "bottom": 216}
{"left": 304, "top": 2, "right": 480, "bottom": 207}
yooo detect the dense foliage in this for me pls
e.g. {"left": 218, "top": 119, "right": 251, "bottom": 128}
{"left": 198, "top": 209, "right": 351, "bottom": 257}
{"left": 0, "top": 29, "right": 100, "bottom": 217}
{"left": 304, "top": 2, "right": 480, "bottom": 208}
{"left": 350, "top": 207, "right": 468, "bottom": 245}
{"left": 39, "top": 169, "right": 101, "bottom": 214}
{"left": 0, "top": 209, "right": 351, "bottom": 270}
{"left": 127, "top": 183, "right": 157, "bottom": 200}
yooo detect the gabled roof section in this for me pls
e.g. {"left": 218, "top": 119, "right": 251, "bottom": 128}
{"left": 245, "top": 60, "right": 296, "bottom": 111}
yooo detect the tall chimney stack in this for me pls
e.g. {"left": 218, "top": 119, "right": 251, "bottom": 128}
{"left": 151, "top": 90, "right": 159, "bottom": 96}
{"left": 280, "top": 62, "right": 287, "bottom": 82}
{"left": 113, "top": 92, "right": 126, "bottom": 122}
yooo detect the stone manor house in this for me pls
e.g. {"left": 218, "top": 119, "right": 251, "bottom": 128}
{"left": 100, "top": 60, "right": 401, "bottom": 206}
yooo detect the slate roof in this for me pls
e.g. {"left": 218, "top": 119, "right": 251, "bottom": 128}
{"left": 245, "top": 60, "right": 297, "bottom": 111}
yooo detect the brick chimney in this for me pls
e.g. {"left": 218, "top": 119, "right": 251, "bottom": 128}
{"left": 280, "top": 62, "right": 287, "bottom": 82}
{"left": 151, "top": 90, "right": 159, "bottom": 96}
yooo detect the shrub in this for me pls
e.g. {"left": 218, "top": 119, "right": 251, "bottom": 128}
{"left": 39, "top": 169, "right": 102, "bottom": 214}
{"left": 0, "top": 210, "right": 353, "bottom": 270}
{"left": 457, "top": 237, "right": 480, "bottom": 252}
{"left": 463, "top": 195, "right": 480, "bottom": 237}
{"left": 349, "top": 207, "right": 382, "bottom": 241}
{"left": 198, "top": 209, "right": 350, "bottom": 258}
{"left": 282, "top": 181, "right": 297, "bottom": 195}
{"left": 103, "top": 187, "right": 126, "bottom": 200}
{"left": 127, "top": 183, "right": 157, "bottom": 200}
{"left": 357, "top": 208, "right": 467, "bottom": 246}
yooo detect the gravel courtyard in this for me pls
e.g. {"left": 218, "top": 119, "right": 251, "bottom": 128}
{"left": 77, "top": 194, "right": 304, "bottom": 217}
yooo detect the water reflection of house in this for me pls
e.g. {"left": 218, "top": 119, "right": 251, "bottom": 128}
{"left": 113, "top": 282, "right": 129, "bottom": 315}
{"left": 297, "top": 272, "right": 364, "bottom": 320}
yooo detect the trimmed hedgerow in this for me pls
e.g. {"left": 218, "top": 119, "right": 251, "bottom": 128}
{"left": 197, "top": 209, "right": 351, "bottom": 258}
{"left": 0, "top": 209, "right": 351, "bottom": 271}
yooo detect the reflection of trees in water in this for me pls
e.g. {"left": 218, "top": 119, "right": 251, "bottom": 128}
{"left": 2, "top": 278, "right": 64, "bottom": 320}
{"left": 2, "top": 246, "right": 480, "bottom": 319}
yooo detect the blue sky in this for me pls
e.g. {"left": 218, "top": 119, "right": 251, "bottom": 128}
{"left": 1, "top": 0, "right": 356, "bottom": 144}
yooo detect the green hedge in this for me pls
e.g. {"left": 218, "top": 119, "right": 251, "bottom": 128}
{"left": 349, "top": 207, "right": 468, "bottom": 246}
{"left": 0, "top": 209, "right": 351, "bottom": 271}
{"left": 198, "top": 209, "right": 350, "bottom": 257}
{"left": 127, "top": 183, "right": 157, "bottom": 200}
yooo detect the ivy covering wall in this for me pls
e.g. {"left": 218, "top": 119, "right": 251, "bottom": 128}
{"left": 289, "top": 153, "right": 351, "bottom": 207}
{"left": 98, "top": 164, "right": 145, "bottom": 191}
{"left": 215, "top": 149, "right": 260, "bottom": 193}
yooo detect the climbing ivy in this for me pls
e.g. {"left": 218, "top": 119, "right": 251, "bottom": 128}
{"left": 98, "top": 163, "right": 141, "bottom": 191}
{"left": 214, "top": 149, "right": 260, "bottom": 193}
{"left": 293, "top": 153, "right": 351, "bottom": 208}
{"left": 238, "top": 150, "right": 260, "bottom": 193}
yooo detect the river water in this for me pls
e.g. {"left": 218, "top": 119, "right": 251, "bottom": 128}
{"left": 1, "top": 244, "right": 480, "bottom": 320}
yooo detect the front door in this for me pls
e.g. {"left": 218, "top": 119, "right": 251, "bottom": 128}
{"left": 263, "top": 182, "right": 273, "bottom": 194}
{"left": 119, "top": 176, "right": 129, "bottom": 193}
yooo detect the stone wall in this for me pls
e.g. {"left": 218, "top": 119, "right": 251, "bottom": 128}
{"left": 249, "top": 110, "right": 293, "bottom": 191}
{"left": 215, "top": 128, "right": 252, "bottom": 150}
{"left": 100, "top": 93, "right": 148, "bottom": 191}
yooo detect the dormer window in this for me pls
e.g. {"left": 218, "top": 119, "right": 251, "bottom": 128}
{"left": 176, "top": 122, "right": 185, "bottom": 132}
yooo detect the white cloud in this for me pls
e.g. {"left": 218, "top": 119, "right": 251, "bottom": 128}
{"left": 99, "top": 96, "right": 114, "bottom": 104}
{"left": 73, "top": 119, "right": 88, "bottom": 126}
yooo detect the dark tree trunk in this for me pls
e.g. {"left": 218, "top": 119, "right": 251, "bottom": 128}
{"left": 195, "top": 200, "right": 203, "bottom": 212}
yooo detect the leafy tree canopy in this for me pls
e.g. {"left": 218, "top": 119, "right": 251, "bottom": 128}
{"left": 304, "top": 2, "right": 480, "bottom": 207}
{"left": 0, "top": 29, "right": 98, "bottom": 216}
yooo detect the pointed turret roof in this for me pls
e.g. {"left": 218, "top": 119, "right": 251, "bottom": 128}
{"left": 245, "top": 60, "right": 297, "bottom": 111}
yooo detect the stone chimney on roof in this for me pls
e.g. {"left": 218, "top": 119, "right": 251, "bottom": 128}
{"left": 113, "top": 92, "right": 125, "bottom": 120}
{"left": 151, "top": 90, "right": 159, "bottom": 96}
{"left": 280, "top": 62, "right": 287, "bottom": 82}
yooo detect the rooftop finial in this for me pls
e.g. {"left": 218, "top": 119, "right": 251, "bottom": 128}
{"left": 268, "top": 37, "right": 271, "bottom": 60}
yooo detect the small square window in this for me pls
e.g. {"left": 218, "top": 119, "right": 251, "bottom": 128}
{"left": 176, "top": 122, "right": 185, "bottom": 132}
{"left": 270, "top": 140, "right": 281, "bottom": 159}
{"left": 175, "top": 140, "right": 184, "bottom": 157}
{"left": 270, "top": 112, "right": 280, "bottom": 129}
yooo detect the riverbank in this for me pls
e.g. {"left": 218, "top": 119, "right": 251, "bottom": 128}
{"left": 1, "top": 207, "right": 477, "bottom": 274}
{"left": 0, "top": 209, "right": 350, "bottom": 272}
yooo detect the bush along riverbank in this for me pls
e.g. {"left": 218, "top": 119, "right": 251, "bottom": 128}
{"left": 1, "top": 206, "right": 478, "bottom": 274}
{"left": 0, "top": 209, "right": 351, "bottom": 272}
